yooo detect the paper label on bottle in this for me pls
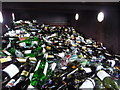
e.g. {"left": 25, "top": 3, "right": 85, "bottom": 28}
{"left": 96, "top": 65, "right": 104, "bottom": 71}
{"left": 61, "top": 66, "right": 67, "bottom": 70}
{"left": 24, "top": 33, "right": 30, "bottom": 37}
{"left": 46, "top": 46, "right": 51, "bottom": 50}
{"left": 16, "top": 30, "right": 21, "bottom": 34}
{"left": 43, "top": 62, "right": 48, "bottom": 76}
{"left": 0, "top": 57, "right": 12, "bottom": 63}
{"left": 31, "top": 32, "right": 36, "bottom": 35}
{"left": 83, "top": 68, "right": 92, "bottom": 73}
{"left": 82, "top": 46, "right": 86, "bottom": 50}
{"left": 97, "top": 70, "right": 110, "bottom": 81}
{"left": 47, "top": 55, "right": 54, "bottom": 58}
{"left": 3, "top": 64, "right": 19, "bottom": 78}
{"left": 19, "top": 37, "right": 27, "bottom": 41}
{"left": 6, "top": 79, "right": 15, "bottom": 87}
{"left": 2, "top": 50, "right": 11, "bottom": 55}
{"left": 32, "top": 41, "right": 38, "bottom": 45}
{"left": 58, "top": 52, "right": 65, "bottom": 58}
{"left": 42, "top": 48, "right": 46, "bottom": 54}
{"left": 76, "top": 41, "right": 81, "bottom": 43}
{"left": 28, "top": 84, "right": 35, "bottom": 88}
{"left": 107, "top": 60, "right": 115, "bottom": 67}
{"left": 17, "top": 58, "right": 26, "bottom": 62}
{"left": 24, "top": 50, "right": 32, "bottom": 54}
{"left": 19, "top": 42, "right": 26, "bottom": 47}
{"left": 21, "top": 70, "right": 29, "bottom": 77}
{"left": 80, "top": 78, "right": 95, "bottom": 88}
{"left": 51, "top": 63, "right": 57, "bottom": 71}
{"left": 29, "top": 57, "right": 37, "bottom": 61}
{"left": 51, "top": 33, "right": 57, "bottom": 37}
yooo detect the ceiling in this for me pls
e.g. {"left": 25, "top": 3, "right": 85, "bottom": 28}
{"left": 1, "top": 0, "right": 120, "bottom": 2}
{"left": 2, "top": 2, "right": 119, "bottom": 12}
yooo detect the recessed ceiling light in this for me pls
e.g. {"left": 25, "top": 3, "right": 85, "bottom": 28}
{"left": 0, "top": 11, "right": 3, "bottom": 23}
{"left": 97, "top": 12, "right": 104, "bottom": 22}
{"left": 75, "top": 13, "right": 79, "bottom": 20}
{"left": 12, "top": 13, "right": 15, "bottom": 21}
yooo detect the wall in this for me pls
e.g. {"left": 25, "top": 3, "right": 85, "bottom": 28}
{"left": 69, "top": 6, "right": 120, "bottom": 54}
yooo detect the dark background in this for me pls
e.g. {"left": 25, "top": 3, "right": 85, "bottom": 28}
{"left": 2, "top": 2, "right": 120, "bottom": 54}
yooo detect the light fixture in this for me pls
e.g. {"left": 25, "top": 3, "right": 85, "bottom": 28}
{"left": 97, "top": 12, "right": 104, "bottom": 22}
{"left": 12, "top": 13, "right": 15, "bottom": 21}
{"left": 0, "top": 11, "right": 3, "bottom": 23}
{"left": 75, "top": 13, "right": 79, "bottom": 20}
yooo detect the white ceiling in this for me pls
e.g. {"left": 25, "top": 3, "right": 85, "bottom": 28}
{"left": 1, "top": 0, "right": 120, "bottom": 2}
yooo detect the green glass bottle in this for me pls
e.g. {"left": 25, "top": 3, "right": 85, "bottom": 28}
{"left": 30, "top": 58, "right": 56, "bottom": 89}
{"left": 97, "top": 70, "right": 119, "bottom": 90}
{"left": 30, "top": 58, "right": 48, "bottom": 88}
{"left": 94, "top": 77, "right": 106, "bottom": 90}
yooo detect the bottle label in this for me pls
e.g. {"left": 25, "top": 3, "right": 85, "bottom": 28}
{"left": 46, "top": 46, "right": 51, "bottom": 50}
{"left": 47, "top": 55, "right": 54, "bottom": 58}
{"left": 80, "top": 78, "right": 95, "bottom": 88}
{"left": 32, "top": 41, "right": 38, "bottom": 45}
{"left": 19, "top": 42, "right": 26, "bottom": 47}
{"left": 82, "top": 68, "right": 92, "bottom": 73}
{"left": 82, "top": 46, "right": 86, "bottom": 50}
{"left": 19, "top": 37, "right": 27, "bottom": 41}
{"left": 59, "top": 43, "right": 62, "bottom": 46}
{"left": 43, "top": 62, "right": 48, "bottom": 76}
{"left": 17, "top": 58, "right": 26, "bottom": 63}
{"left": 42, "top": 48, "right": 46, "bottom": 54}
{"left": 2, "top": 50, "right": 11, "bottom": 55}
{"left": 3, "top": 64, "right": 19, "bottom": 78}
{"left": 24, "top": 50, "right": 32, "bottom": 54}
{"left": 21, "top": 70, "right": 29, "bottom": 77}
{"left": 58, "top": 52, "right": 65, "bottom": 58}
{"left": 107, "top": 60, "right": 115, "bottom": 67}
{"left": 0, "top": 56, "right": 12, "bottom": 63}
{"left": 16, "top": 30, "right": 21, "bottom": 34}
{"left": 24, "top": 33, "right": 30, "bottom": 37}
{"left": 6, "top": 79, "right": 15, "bottom": 87}
{"left": 28, "top": 84, "right": 35, "bottom": 88}
{"left": 97, "top": 70, "right": 110, "bottom": 81}
{"left": 29, "top": 57, "right": 37, "bottom": 61}
{"left": 51, "top": 33, "right": 57, "bottom": 37}
{"left": 51, "top": 63, "right": 57, "bottom": 71}
{"left": 96, "top": 65, "right": 104, "bottom": 71}
{"left": 76, "top": 41, "right": 81, "bottom": 43}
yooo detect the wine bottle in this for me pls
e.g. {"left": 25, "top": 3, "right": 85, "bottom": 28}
{"left": 11, "top": 58, "right": 33, "bottom": 89}
{"left": 2, "top": 56, "right": 22, "bottom": 85}
{"left": 97, "top": 70, "right": 119, "bottom": 90}
{"left": 31, "top": 58, "right": 56, "bottom": 89}
{"left": 30, "top": 58, "right": 48, "bottom": 88}
{"left": 2, "top": 72, "right": 20, "bottom": 89}
{"left": 94, "top": 77, "right": 105, "bottom": 90}
{"left": 79, "top": 78, "right": 95, "bottom": 90}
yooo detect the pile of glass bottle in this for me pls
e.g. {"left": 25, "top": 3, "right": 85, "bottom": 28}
{"left": 1, "top": 20, "right": 120, "bottom": 90}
